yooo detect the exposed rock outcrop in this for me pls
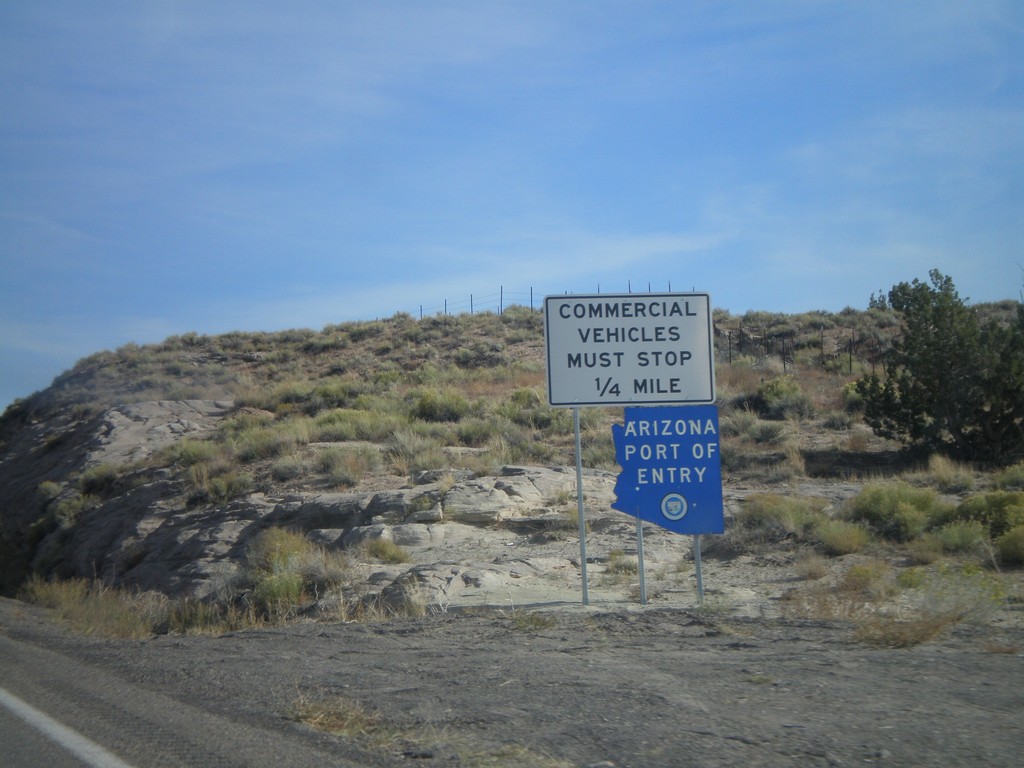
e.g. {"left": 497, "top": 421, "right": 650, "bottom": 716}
{"left": 1, "top": 399, "right": 626, "bottom": 607}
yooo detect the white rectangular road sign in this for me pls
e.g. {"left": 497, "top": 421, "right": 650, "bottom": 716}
{"left": 544, "top": 292, "right": 716, "bottom": 407}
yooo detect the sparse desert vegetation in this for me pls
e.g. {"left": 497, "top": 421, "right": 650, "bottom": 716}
{"left": 0, "top": 276, "right": 1022, "bottom": 646}
{"left": 2, "top": 281, "right": 1023, "bottom": 768}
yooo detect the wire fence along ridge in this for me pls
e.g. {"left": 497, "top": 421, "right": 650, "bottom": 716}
{"left": 409, "top": 282, "right": 694, "bottom": 318}
{"left": 405, "top": 285, "right": 875, "bottom": 375}
{"left": 413, "top": 288, "right": 534, "bottom": 318}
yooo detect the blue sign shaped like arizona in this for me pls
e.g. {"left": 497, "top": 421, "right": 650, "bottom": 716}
{"left": 611, "top": 405, "right": 725, "bottom": 535}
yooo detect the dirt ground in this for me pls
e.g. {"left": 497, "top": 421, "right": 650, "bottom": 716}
{"left": 3, "top": 566, "right": 1023, "bottom": 768}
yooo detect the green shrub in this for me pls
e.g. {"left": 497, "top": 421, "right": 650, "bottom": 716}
{"left": 735, "top": 494, "right": 827, "bottom": 541}
{"left": 411, "top": 388, "right": 470, "bottom": 422}
{"left": 233, "top": 418, "right": 312, "bottom": 462}
{"left": 264, "top": 380, "right": 314, "bottom": 411}
{"left": 246, "top": 528, "right": 312, "bottom": 573}
{"left": 20, "top": 577, "right": 160, "bottom": 639}
{"left": 455, "top": 417, "right": 499, "bottom": 447}
{"left": 78, "top": 463, "right": 122, "bottom": 497}
{"left": 533, "top": 404, "right": 573, "bottom": 432}
{"left": 232, "top": 427, "right": 283, "bottom": 462}
{"left": 189, "top": 465, "right": 251, "bottom": 504}
{"left": 364, "top": 538, "right": 411, "bottom": 564}
{"left": 315, "top": 446, "right": 379, "bottom": 487}
{"left": 220, "top": 410, "right": 275, "bottom": 436}
{"left": 386, "top": 430, "right": 447, "bottom": 474}
{"left": 453, "top": 341, "right": 506, "bottom": 368}
{"left": 167, "top": 438, "right": 224, "bottom": 467}
{"left": 509, "top": 611, "right": 559, "bottom": 631}
{"left": 242, "top": 528, "right": 349, "bottom": 620}
{"left": 906, "top": 534, "right": 944, "bottom": 565}
{"left": 605, "top": 550, "right": 638, "bottom": 576}
{"left": 312, "top": 408, "right": 405, "bottom": 443}
{"left": 794, "top": 553, "right": 829, "bottom": 580}
{"left": 347, "top": 320, "right": 386, "bottom": 342}
{"left": 895, "top": 502, "right": 930, "bottom": 541}
{"left": 510, "top": 387, "right": 542, "bottom": 407}
{"left": 313, "top": 409, "right": 370, "bottom": 442}
{"left": 996, "top": 526, "right": 1024, "bottom": 566}
{"left": 496, "top": 392, "right": 571, "bottom": 432}
{"left": 854, "top": 612, "right": 954, "bottom": 648}
{"left": 37, "top": 480, "right": 63, "bottom": 502}
{"left": 251, "top": 571, "right": 305, "bottom": 619}
{"left": 755, "top": 376, "right": 813, "bottom": 420}
{"left": 271, "top": 454, "right": 309, "bottom": 482}
{"left": 925, "top": 454, "right": 975, "bottom": 493}
{"left": 841, "top": 381, "right": 864, "bottom": 413}
{"left": 720, "top": 408, "right": 758, "bottom": 438}
{"left": 53, "top": 493, "right": 99, "bottom": 527}
{"left": 936, "top": 491, "right": 1024, "bottom": 538}
{"left": 993, "top": 462, "right": 1024, "bottom": 491}
{"left": 302, "top": 378, "right": 367, "bottom": 414}
{"left": 813, "top": 519, "right": 870, "bottom": 555}
{"left": 822, "top": 410, "right": 854, "bottom": 430}
{"left": 906, "top": 564, "right": 1007, "bottom": 624}
{"left": 750, "top": 421, "right": 788, "bottom": 445}
{"left": 581, "top": 433, "right": 618, "bottom": 470}
{"left": 839, "top": 561, "right": 896, "bottom": 600}
{"left": 165, "top": 598, "right": 242, "bottom": 635}
{"left": 726, "top": 353, "right": 757, "bottom": 370}
{"left": 897, "top": 567, "right": 927, "bottom": 589}
{"left": 843, "top": 483, "right": 950, "bottom": 541}
{"left": 488, "top": 425, "right": 557, "bottom": 465}
{"left": 934, "top": 520, "right": 988, "bottom": 555}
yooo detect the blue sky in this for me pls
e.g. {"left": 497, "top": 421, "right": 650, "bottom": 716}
{"left": 2, "top": 1, "right": 1021, "bottom": 409}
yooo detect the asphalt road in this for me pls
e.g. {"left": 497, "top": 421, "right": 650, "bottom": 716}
{"left": 0, "top": 621, "right": 358, "bottom": 768}
{"left": 0, "top": 697, "right": 95, "bottom": 768}
{"left": 4, "top": 594, "right": 1023, "bottom": 768}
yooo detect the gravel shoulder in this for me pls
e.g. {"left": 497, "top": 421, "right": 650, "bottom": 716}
{"left": 3, "top": 592, "right": 1023, "bottom": 768}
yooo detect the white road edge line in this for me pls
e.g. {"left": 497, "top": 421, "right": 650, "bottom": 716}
{"left": 0, "top": 686, "right": 137, "bottom": 768}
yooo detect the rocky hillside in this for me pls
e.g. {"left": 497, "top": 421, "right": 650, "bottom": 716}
{"left": 1, "top": 303, "right": 1020, "bottom": 620}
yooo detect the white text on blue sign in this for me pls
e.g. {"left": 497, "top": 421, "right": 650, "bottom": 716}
{"left": 611, "top": 405, "right": 724, "bottom": 535}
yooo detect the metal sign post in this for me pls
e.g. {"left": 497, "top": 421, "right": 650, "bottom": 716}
{"left": 611, "top": 405, "right": 724, "bottom": 606}
{"left": 573, "top": 407, "right": 589, "bottom": 606}
{"left": 693, "top": 535, "right": 705, "bottom": 605}
{"left": 636, "top": 515, "right": 647, "bottom": 606}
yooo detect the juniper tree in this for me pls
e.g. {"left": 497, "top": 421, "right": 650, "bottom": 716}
{"left": 856, "top": 270, "right": 1024, "bottom": 465}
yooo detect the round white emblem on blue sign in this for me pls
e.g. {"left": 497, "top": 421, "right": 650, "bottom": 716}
{"left": 661, "top": 493, "right": 688, "bottom": 521}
